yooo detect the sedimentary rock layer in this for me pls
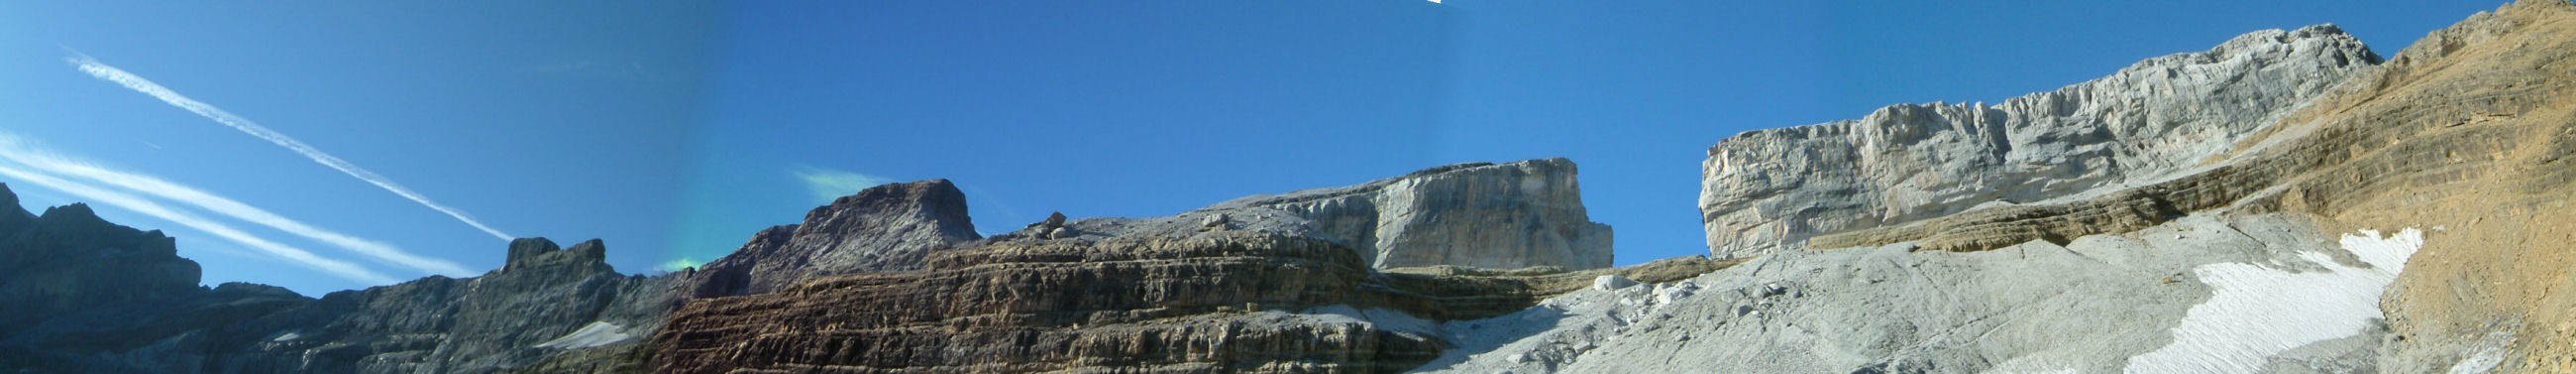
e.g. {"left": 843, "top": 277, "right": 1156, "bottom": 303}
{"left": 1060, "top": 158, "right": 1613, "bottom": 271}
{"left": 1698, "top": 25, "right": 2380, "bottom": 258}
{"left": 654, "top": 230, "right": 1723, "bottom": 374}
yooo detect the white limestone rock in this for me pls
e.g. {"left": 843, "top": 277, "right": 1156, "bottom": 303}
{"left": 1075, "top": 158, "right": 1614, "bottom": 270}
{"left": 1698, "top": 25, "right": 2381, "bottom": 258}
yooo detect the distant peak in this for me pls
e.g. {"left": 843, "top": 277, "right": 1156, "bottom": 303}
{"left": 38, "top": 202, "right": 102, "bottom": 224}
{"left": 502, "top": 237, "right": 611, "bottom": 274}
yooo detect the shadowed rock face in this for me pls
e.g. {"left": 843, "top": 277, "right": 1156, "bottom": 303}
{"left": 1698, "top": 25, "right": 2381, "bottom": 258}
{"left": 683, "top": 179, "right": 981, "bottom": 298}
{"left": 0, "top": 187, "right": 204, "bottom": 354}
{"left": 0, "top": 183, "right": 676, "bottom": 374}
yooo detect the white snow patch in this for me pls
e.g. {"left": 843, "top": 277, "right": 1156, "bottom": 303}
{"left": 534, "top": 321, "right": 634, "bottom": 349}
{"left": 269, "top": 332, "right": 301, "bottom": 342}
{"left": 2124, "top": 228, "right": 2422, "bottom": 374}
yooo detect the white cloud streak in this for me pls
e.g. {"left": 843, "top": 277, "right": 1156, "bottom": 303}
{"left": 791, "top": 166, "right": 891, "bottom": 203}
{"left": 0, "top": 135, "right": 475, "bottom": 276}
{"left": 0, "top": 164, "right": 398, "bottom": 285}
{"left": 66, "top": 54, "right": 513, "bottom": 241}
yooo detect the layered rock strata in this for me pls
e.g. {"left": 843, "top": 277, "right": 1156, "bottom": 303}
{"left": 653, "top": 230, "right": 1720, "bottom": 374}
{"left": 1699, "top": 25, "right": 2381, "bottom": 258}
{"left": 1035, "top": 158, "right": 1613, "bottom": 270}
{"left": 1686, "top": 0, "right": 2576, "bottom": 371}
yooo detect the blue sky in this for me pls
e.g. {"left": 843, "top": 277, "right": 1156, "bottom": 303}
{"left": 0, "top": 1, "right": 2500, "bottom": 295}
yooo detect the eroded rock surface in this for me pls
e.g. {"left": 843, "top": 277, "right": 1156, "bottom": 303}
{"left": 1418, "top": 213, "right": 2413, "bottom": 374}
{"left": 654, "top": 229, "right": 1719, "bottom": 374}
{"left": 683, "top": 179, "right": 981, "bottom": 298}
{"left": 1048, "top": 158, "right": 1613, "bottom": 271}
{"left": 0, "top": 185, "right": 677, "bottom": 374}
{"left": 1698, "top": 25, "right": 2380, "bottom": 258}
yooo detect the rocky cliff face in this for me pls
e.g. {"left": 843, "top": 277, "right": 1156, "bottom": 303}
{"left": 1698, "top": 25, "right": 2380, "bottom": 258}
{"left": 647, "top": 162, "right": 1680, "bottom": 373}
{"left": 682, "top": 179, "right": 981, "bottom": 298}
{"left": 1050, "top": 158, "right": 1613, "bottom": 271}
{"left": 653, "top": 230, "right": 1719, "bottom": 374}
{"left": 1606, "top": 1, "right": 2576, "bottom": 372}
{"left": 0, "top": 192, "right": 202, "bottom": 343}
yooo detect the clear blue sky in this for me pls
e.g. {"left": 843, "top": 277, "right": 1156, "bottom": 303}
{"left": 0, "top": 1, "right": 2502, "bottom": 295}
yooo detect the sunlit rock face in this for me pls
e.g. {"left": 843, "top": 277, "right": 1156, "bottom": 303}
{"left": 1050, "top": 158, "right": 1614, "bottom": 271}
{"left": 1698, "top": 25, "right": 2379, "bottom": 259}
{"left": 682, "top": 179, "right": 982, "bottom": 298}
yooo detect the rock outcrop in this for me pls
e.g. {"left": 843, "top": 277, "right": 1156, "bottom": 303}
{"left": 1698, "top": 25, "right": 2380, "bottom": 258}
{"left": 654, "top": 230, "right": 1721, "bottom": 374}
{"left": 0, "top": 194, "right": 203, "bottom": 343}
{"left": 1419, "top": 213, "right": 2414, "bottom": 374}
{"left": 683, "top": 179, "right": 981, "bottom": 298}
{"left": 1659, "top": 0, "right": 2576, "bottom": 371}
{"left": 1046, "top": 158, "right": 1613, "bottom": 271}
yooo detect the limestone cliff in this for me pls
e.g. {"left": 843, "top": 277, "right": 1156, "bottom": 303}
{"left": 1642, "top": 1, "right": 2576, "bottom": 371}
{"left": 1048, "top": 158, "right": 1613, "bottom": 271}
{"left": 1698, "top": 25, "right": 2380, "bottom": 258}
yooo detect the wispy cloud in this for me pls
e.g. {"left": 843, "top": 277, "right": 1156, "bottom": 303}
{"left": 66, "top": 53, "right": 512, "bottom": 241}
{"left": 0, "top": 163, "right": 397, "bottom": 285}
{"left": 658, "top": 257, "right": 702, "bottom": 272}
{"left": 791, "top": 166, "right": 890, "bottom": 203}
{"left": 0, "top": 135, "right": 474, "bottom": 276}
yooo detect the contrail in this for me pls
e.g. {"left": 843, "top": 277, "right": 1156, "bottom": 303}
{"left": 0, "top": 164, "right": 398, "bottom": 285}
{"left": 66, "top": 54, "right": 513, "bottom": 241}
{"left": 0, "top": 134, "right": 476, "bottom": 276}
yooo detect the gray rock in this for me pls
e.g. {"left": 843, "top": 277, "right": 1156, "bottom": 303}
{"left": 1417, "top": 213, "right": 2405, "bottom": 374}
{"left": 1698, "top": 25, "right": 2380, "bottom": 259}
{"left": 1200, "top": 213, "right": 1229, "bottom": 229}
{"left": 684, "top": 179, "right": 981, "bottom": 298}
{"left": 1076, "top": 158, "right": 1613, "bottom": 270}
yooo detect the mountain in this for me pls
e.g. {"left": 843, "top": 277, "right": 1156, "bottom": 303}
{"left": 8, "top": 2, "right": 2576, "bottom": 373}
{"left": 0, "top": 158, "right": 1641, "bottom": 373}
{"left": 1698, "top": 24, "right": 2380, "bottom": 259}
{"left": 679, "top": 179, "right": 982, "bottom": 299}
{"left": 1420, "top": 1, "right": 2574, "bottom": 372}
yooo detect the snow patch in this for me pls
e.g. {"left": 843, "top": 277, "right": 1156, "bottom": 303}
{"left": 269, "top": 332, "right": 301, "bottom": 342}
{"left": 534, "top": 321, "right": 633, "bottom": 349}
{"left": 2124, "top": 228, "right": 2422, "bottom": 374}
